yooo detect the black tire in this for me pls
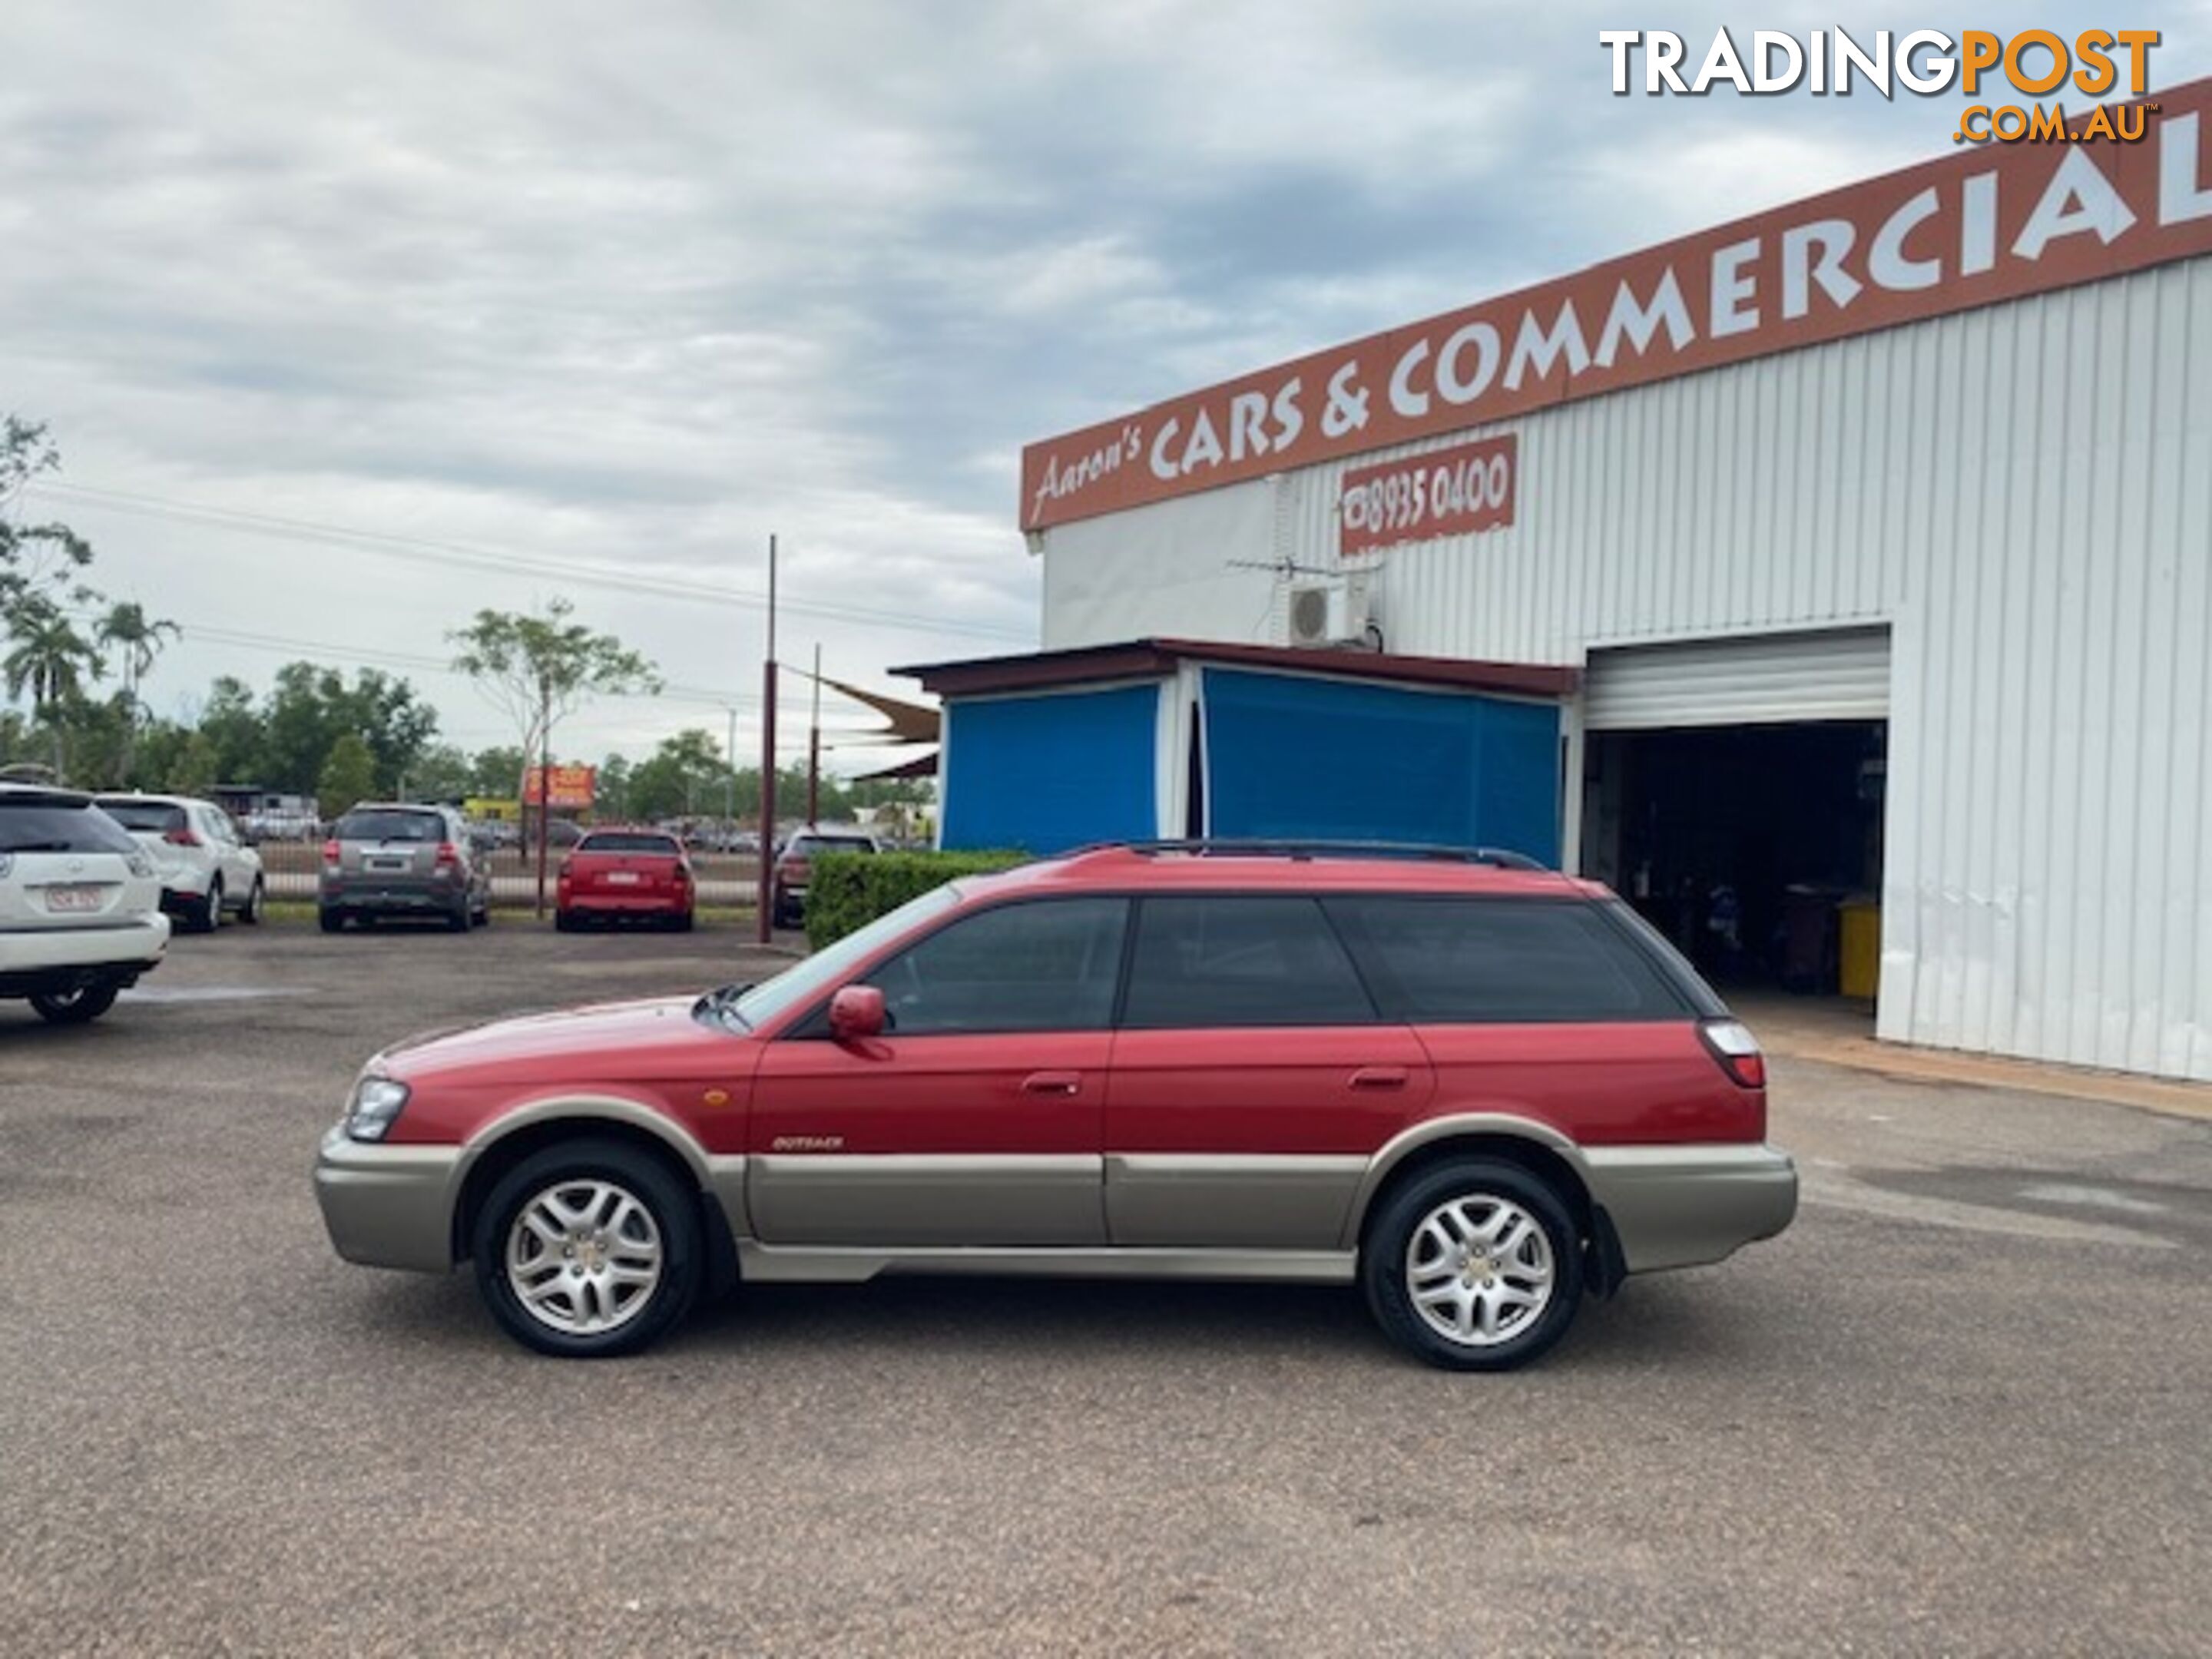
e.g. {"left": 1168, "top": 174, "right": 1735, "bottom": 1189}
{"left": 31, "top": 982, "right": 120, "bottom": 1025}
{"left": 471, "top": 1138, "right": 703, "bottom": 1359}
{"left": 191, "top": 879, "right": 223, "bottom": 933}
{"left": 240, "top": 877, "right": 266, "bottom": 925}
{"left": 674, "top": 909, "right": 695, "bottom": 933}
{"left": 445, "top": 896, "right": 471, "bottom": 933}
{"left": 318, "top": 907, "right": 345, "bottom": 934}
{"left": 1361, "top": 1158, "right": 1584, "bottom": 1373}
{"left": 555, "top": 909, "right": 577, "bottom": 933}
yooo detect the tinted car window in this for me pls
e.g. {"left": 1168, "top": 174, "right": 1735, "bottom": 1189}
{"left": 790, "top": 835, "right": 873, "bottom": 856}
{"left": 1122, "top": 896, "right": 1377, "bottom": 1028}
{"left": 97, "top": 799, "right": 188, "bottom": 834}
{"left": 860, "top": 899, "right": 1128, "bottom": 1035}
{"left": 578, "top": 832, "right": 682, "bottom": 856}
{"left": 335, "top": 810, "right": 442, "bottom": 843}
{"left": 1326, "top": 896, "right": 1686, "bottom": 1022}
{"left": 1, "top": 797, "right": 142, "bottom": 855}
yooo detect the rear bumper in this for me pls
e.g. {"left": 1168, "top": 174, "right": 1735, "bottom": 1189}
{"left": 1582, "top": 1143, "right": 1798, "bottom": 1273}
{"left": 563, "top": 892, "right": 690, "bottom": 915}
{"left": 320, "top": 876, "right": 463, "bottom": 913}
{"left": 313, "top": 1127, "right": 468, "bottom": 1273}
{"left": 0, "top": 916, "right": 170, "bottom": 994}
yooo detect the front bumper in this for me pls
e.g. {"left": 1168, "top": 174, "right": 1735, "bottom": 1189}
{"left": 313, "top": 1127, "right": 469, "bottom": 1273}
{"left": 1582, "top": 1143, "right": 1798, "bottom": 1273}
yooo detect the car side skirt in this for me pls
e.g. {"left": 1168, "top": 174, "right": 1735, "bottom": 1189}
{"left": 735, "top": 1241, "right": 1356, "bottom": 1285}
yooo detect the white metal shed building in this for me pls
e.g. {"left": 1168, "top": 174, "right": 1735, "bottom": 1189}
{"left": 1012, "top": 78, "right": 2212, "bottom": 1082}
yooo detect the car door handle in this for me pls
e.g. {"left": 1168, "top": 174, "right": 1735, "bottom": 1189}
{"left": 1349, "top": 1066, "right": 1409, "bottom": 1090}
{"left": 1022, "top": 1071, "right": 1083, "bottom": 1097}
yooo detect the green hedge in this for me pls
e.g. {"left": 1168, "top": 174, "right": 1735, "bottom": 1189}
{"left": 803, "top": 850, "right": 1027, "bottom": 949}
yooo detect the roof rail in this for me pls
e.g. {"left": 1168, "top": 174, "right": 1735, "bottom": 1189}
{"left": 1061, "top": 838, "right": 1549, "bottom": 871}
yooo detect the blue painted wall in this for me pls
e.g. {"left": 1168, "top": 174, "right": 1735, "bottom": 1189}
{"left": 942, "top": 684, "right": 1159, "bottom": 853}
{"left": 1200, "top": 668, "right": 1560, "bottom": 864}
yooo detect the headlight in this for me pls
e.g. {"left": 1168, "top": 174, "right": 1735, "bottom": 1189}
{"left": 344, "top": 1075, "right": 412, "bottom": 1142}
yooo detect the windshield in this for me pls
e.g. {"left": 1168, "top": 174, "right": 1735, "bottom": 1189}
{"left": 716, "top": 883, "right": 962, "bottom": 1030}
{"left": 790, "top": 835, "right": 873, "bottom": 856}
{"left": 1, "top": 798, "right": 142, "bottom": 855}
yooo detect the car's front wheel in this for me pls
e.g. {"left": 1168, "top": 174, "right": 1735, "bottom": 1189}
{"left": 30, "top": 982, "right": 120, "bottom": 1025}
{"left": 1362, "top": 1159, "right": 1584, "bottom": 1372}
{"left": 472, "top": 1140, "right": 702, "bottom": 1358}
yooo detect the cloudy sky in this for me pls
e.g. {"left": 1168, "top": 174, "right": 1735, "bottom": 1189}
{"left": 5, "top": 2, "right": 2206, "bottom": 769}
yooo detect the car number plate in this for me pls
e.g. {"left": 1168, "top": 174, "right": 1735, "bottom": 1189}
{"left": 605, "top": 871, "right": 641, "bottom": 885}
{"left": 45, "top": 884, "right": 104, "bottom": 913}
{"left": 367, "top": 856, "right": 409, "bottom": 872}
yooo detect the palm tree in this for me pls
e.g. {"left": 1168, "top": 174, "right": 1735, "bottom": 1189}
{"left": 95, "top": 601, "right": 178, "bottom": 783}
{"left": 3, "top": 595, "right": 102, "bottom": 775}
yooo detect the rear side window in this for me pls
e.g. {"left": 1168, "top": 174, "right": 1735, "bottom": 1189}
{"left": 1326, "top": 896, "right": 1687, "bottom": 1022}
{"left": 579, "top": 833, "right": 681, "bottom": 856}
{"left": 336, "top": 810, "right": 442, "bottom": 843}
{"left": 97, "top": 800, "right": 187, "bottom": 834}
{"left": 1122, "top": 896, "right": 1376, "bottom": 1028}
{"left": 860, "top": 898, "right": 1128, "bottom": 1035}
{"left": 1, "top": 797, "right": 141, "bottom": 856}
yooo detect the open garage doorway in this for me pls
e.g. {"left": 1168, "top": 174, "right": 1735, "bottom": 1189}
{"left": 1578, "top": 628, "right": 1891, "bottom": 1013}
{"left": 1583, "top": 722, "right": 1885, "bottom": 993}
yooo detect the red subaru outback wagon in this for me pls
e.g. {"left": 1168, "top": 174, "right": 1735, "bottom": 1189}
{"left": 315, "top": 843, "right": 1796, "bottom": 1369}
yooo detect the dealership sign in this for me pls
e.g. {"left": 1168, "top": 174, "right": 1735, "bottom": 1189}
{"left": 522, "top": 764, "right": 595, "bottom": 809}
{"left": 1022, "top": 75, "right": 2212, "bottom": 533}
{"left": 1339, "top": 434, "right": 1516, "bottom": 556}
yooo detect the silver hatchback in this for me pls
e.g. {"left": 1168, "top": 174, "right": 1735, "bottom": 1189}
{"left": 318, "top": 803, "right": 491, "bottom": 932}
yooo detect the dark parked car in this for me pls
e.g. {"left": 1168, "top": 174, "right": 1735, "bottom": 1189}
{"left": 770, "top": 828, "right": 880, "bottom": 928}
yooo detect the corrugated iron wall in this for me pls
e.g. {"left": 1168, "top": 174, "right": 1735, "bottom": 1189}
{"left": 1040, "top": 256, "right": 2212, "bottom": 1081}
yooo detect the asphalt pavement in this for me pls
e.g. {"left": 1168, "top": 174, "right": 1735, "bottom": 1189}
{"left": 2, "top": 919, "right": 2207, "bottom": 1655}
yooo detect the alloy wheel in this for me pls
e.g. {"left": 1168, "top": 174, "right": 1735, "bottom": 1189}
{"left": 1403, "top": 1194, "right": 1556, "bottom": 1348}
{"left": 504, "top": 1178, "right": 664, "bottom": 1338}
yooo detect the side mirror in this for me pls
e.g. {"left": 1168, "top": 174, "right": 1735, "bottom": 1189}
{"left": 828, "top": 985, "right": 886, "bottom": 1043}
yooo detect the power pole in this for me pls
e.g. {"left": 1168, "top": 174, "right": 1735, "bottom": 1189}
{"left": 755, "top": 534, "right": 777, "bottom": 945}
{"left": 806, "top": 641, "right": 822, "bottom": 827}
{"left": 534, "top": 674, "right": 551, "bottom": 919}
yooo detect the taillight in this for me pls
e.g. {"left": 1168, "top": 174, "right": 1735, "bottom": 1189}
{"left": 1699, "top": 1018, "right": 1767, "bottom": 1089}
{"left": 783, "top": 856, "right": 810, "bottom": 881}
{"left": 321, "top": 839, "right": 341, "bottom": 865}
{"left": 435, "top": 841, "right": 459, "bottom": 867}
{"left": 165, "top": 826, "right": 203, "bottom": 847}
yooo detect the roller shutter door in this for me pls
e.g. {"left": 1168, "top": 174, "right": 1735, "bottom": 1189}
{"left": 1583, "top": 627, "right": 1890, "bottom": 730}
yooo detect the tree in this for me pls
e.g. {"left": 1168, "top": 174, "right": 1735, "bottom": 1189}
{"left": 170, "top": 728, "right": 220, "bottom": 796}
{"left": 261, "top": 664, "right": 439, "bottom": 795}
{"left": 449, "top": 598, "right": 659, "bottom": 912}
{"left": 406, "top": 743, "right": 473, "bottom": 802}
{"left": 317, "top": 733, "right": 377, "bottom": 821}
{"left": 595, "top": 753, "right": 633, "bottom": 819}
{"left": 2, "top": 593, "right": 102, "bottom": 774}
{"left": 628, "top": 729, "right": 726, "bottom": 821}
{"left": 193, "top": 676, "right": 263, "bottom": 784}
{"left": 94, "top": 601, "right": 179, "bottom": 784}
{"left": 468, "top": 745, "right": 526, "bottom": 798}
{"left": 0, "top": 416, "right": 94, "bottom": 614}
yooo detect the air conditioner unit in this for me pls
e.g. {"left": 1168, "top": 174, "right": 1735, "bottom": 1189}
{"left": 1284, "top": 576, "right": 1370, "bottom": 648}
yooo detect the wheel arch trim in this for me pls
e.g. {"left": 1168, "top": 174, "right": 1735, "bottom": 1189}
{"left": 1339, "top": 1113, "right": 1594, "bottom": 1250}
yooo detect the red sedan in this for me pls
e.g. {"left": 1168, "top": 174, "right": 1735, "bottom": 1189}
{"left": 555, "top": 830, "right": 695, "bottom": 932}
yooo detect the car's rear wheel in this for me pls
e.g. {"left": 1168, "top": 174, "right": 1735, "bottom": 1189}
{"left": 1362, "top": 1159, "right": 1584, "bottom": 1372}
{"left": 192, "top": 878, "right": 223, "bottom": 933}
{"left": 318, "top": 907, "right": 345, "bottom": 933}
{"left": 472, "top": 1140, "right": 701, "bottom": 1358}
{"left": 240, "top": 877, "right": 266, "bottom": 925}
{"left": 446, "top": 897, "right": 471, "bottom": 933}
{"left": 30, "top": 982, "right": 120, "bottom": 1025}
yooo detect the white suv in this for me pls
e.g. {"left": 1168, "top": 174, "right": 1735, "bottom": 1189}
{"left": 1, "top": 783, "right": 171, "bottom": 1024}
{"left": 96, "top": 794, "right": 267, "bottom": 931}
